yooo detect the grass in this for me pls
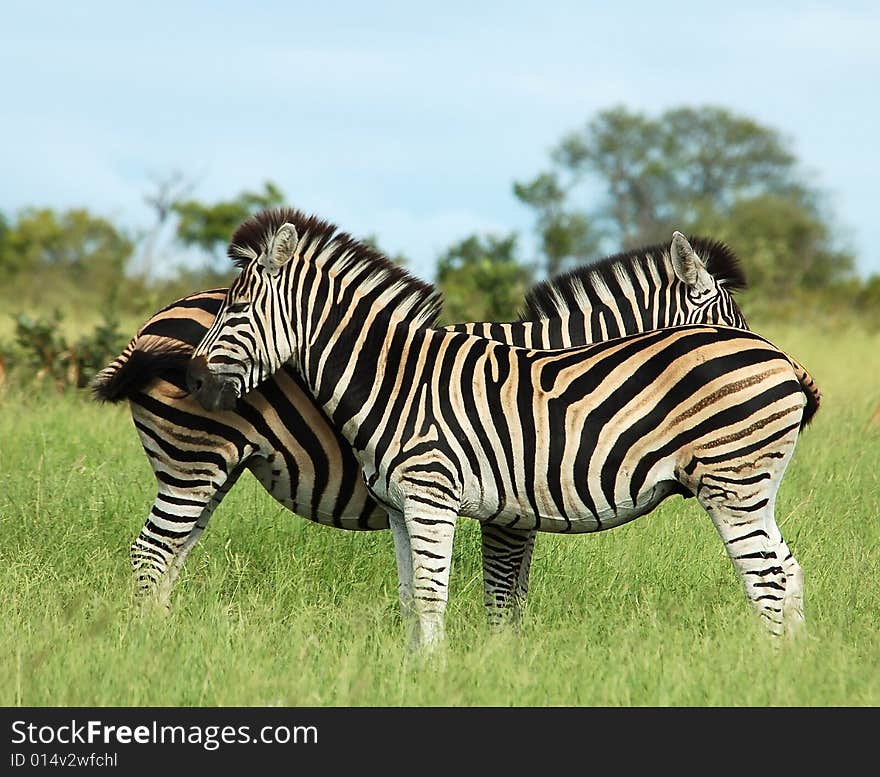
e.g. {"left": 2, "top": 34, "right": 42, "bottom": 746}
{"left": 0, "top": 322, "right": 878, "bottom": 706}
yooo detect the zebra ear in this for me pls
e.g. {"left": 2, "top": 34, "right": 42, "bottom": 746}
{"left": 262, "top": 223, "right": 299, "bottom": 274}
{"left": 670, "top": 231, "right": 712, "bottom": 292}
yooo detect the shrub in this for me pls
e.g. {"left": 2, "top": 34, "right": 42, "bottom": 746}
{"left": 2, "top": 310, "right": 127, "bottom": 391}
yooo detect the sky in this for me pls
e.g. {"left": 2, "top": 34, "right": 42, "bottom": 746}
{"left": 2, "top": 1, "right": 879, "bottom": 284}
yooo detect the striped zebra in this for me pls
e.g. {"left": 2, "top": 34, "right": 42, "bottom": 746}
{"left": 187, "top": 208, "right": 819, "bottom": 647}
{"left": 93, "top": 226, "right": 746, "bottom": 623}
{"left": 92, "top": 226, "right": 758, "bottom": 617}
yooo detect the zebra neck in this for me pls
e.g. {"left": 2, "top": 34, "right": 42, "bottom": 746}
{"left": 302, "top": 314, "right": 429, "bottom": 442}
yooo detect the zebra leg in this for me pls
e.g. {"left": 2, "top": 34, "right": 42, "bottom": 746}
{"left": 387, "top": 508, "right": 415, "bottom": 623}
{"left": 131, "top": 464, "right": 246, "bottom": 610}
{"left": 400, "top": 496, "right": 458, "bottom": 652}
{"left": 151, "top": 504, "right": 210, "bottom": 610}
{"left": 781, "top": 548, "right": 805, "bottom": 638}
{"left": 154, "top": 465, "right": 247, "bottom": 608}
{"left": 697, "top": 492, "right": 797, "bottom": 638}
{"left": 480, "top": 524, "right": 535, "bottom": 630}
{"left": 512, "top": 530, "right": 537, "bottom": 623}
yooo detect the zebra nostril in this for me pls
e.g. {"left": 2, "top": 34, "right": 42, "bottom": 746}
{"left": 193, "top": 377, "right": 204, "bottom": 392}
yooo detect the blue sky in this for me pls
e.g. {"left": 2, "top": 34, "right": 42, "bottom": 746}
{"left": 2, "top": 1, "right": 878, "bottom": 283}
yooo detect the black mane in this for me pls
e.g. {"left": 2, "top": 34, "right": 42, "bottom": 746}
{"left": 228, "top": 207, "right": 339, "bottom": 268}
{"left": 227, "top": 207, "right": 441, "bottom": 327}
{"left": 521, "top": 236, "right": 746, "bottom": 321}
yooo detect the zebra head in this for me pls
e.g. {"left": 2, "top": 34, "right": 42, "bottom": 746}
{"left": 669, "top": 231, "right": 748, "bottom": 328}
{"left": 188, "top": 221, "right": 300, "bottom": 411}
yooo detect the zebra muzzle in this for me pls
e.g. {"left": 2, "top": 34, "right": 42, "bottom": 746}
{"left": 186, "top": 355, "right": 239, "bottom": 412}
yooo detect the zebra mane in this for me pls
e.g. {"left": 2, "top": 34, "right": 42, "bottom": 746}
{"left": 521, "top": 236, "right": 747, "bottom": 320}
{"left": 227, "top": 207, "right": 442, "bottom": 329}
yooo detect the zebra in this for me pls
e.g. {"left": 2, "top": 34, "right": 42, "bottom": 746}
{"left": 92, "top": 226, "right": 762, "bottom": 618}
{"left": 187, "top": 208, "right": 819, "bottom": 648}
{"left": 94, "top": 220, "right": 812, "bottom": 623}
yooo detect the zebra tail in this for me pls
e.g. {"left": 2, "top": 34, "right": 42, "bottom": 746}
{"left": 90, "top": 337, "right": 193, "bottom": 403}
{"left": 791, "top": 358, "right": 821, "bottom": 430}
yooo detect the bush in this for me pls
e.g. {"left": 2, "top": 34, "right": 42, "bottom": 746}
{"left": 1, "top": 310, "right": 127, "bottom": 391}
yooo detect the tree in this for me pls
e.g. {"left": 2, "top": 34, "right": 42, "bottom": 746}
{"left": 0, "top": 207, "right": 132, "bottom": 286}
{"left": 514, "top": 105, "right": 854, "bottom": 290}
{"left": 0, "top": 207, "right": 134, "bottom": 314}
{"left": 700, "top": 192, "right": 855, "bottom": 293}
{"left": 138, "top": 170, "right": 196, "bottom": 278}
{"left": 172, "top": 181, "right": 284, "bottom": 262}
{"left": 435, "top": 233, "right": 533, "bottom": 324}
{"left": 0, "top": 211, "right": 10, "bottom": 274}
{"left": 512, "top": 174, "right": 600, "bottom": 278}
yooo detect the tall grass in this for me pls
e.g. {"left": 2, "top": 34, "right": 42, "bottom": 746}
{"left": 1, "top": 324, "right": 878, "bottom": 706}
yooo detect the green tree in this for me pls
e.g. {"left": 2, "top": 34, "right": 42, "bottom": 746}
{"left": 515, "top": 105, "right": 854, "bottom": 290}
{"left": 700, "top": 192, "right": 855, "bottom": 293}
{"left": 435, "top": 233, "right": 533, "bottom": 324}
{"left": 513, "top": 173, "right": 600, "bottom": 277}
{"left": 172, "top": 180, "right": 284, "bottom": 262}
{"left": 0, "top": 212, "right": 9, "bottom": 272}
{"left": 0, "top": 207, "right": 132, "bottom": 293}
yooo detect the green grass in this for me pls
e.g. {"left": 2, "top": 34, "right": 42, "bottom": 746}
{"left": 1, "top": 323, "right": 878, "bottom": 706}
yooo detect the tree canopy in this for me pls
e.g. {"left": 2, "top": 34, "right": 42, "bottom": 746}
{"left": 514, "top": 105, "right": 854, "bottom": 289}
{"left": 435, "top": 232, "right": 533, "bottom": 324}
{"left": 172, "top": 181, "right": 285, "bottom": 261}
{"left": 0, "top": 208, "right": 132, "bottom": 277}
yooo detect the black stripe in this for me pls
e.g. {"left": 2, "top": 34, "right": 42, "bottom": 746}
{"left": 141, "top": 317, "right": 209, "bottom": 347}
{"left": 134, "top": 420, "right": 230, "bottom": 470}
{"left": 457, "top": 342, "right": 507, "bottom": 513}
{"left": 697, "top": 419, "right": 801, "bottom": 467}
{"left": 482, "top": 346, "right": 517, "bottom": 506}
{"left": 155, "top": 470, "right": 213, "bottom": 489}
{"left": 158, "top": 493, "right": 209, "bottom": 507}
{"left": 515, "top": 348, "right": 542, "bottom": 528}
{"left": 400, "top": 477, "right": 460, "bottom": 501}
{"left": 728, "top": 528, "right": 769, "bottom": 544}
{"left": 145, "top": 517, "right": 193, "bottom": 538}
{"left": 602, "top": 270, "right": 639, "bottom": 335}
{"left": 704, "top": 472, "right": 772, "bottom": 485}
{"left": 725, "top": 498, "right": 770, "bottom": 513}
{"left": 132, "top": 393, "right": 251, "bottom": 451}
{"left": 629, "top": 382, "right": 800, "bottom": 503}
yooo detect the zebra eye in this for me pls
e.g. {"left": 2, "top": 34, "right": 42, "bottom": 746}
{"left": 226, "top": 302, "right": 250, "bottom": 314}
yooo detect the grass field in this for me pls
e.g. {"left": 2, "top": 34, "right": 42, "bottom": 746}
{"left": 1, "top": 322, "right": 878, "bottom": 706}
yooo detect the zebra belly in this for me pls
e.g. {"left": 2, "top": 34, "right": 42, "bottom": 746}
{"left": 474, "top": 480, "right": 687, "bottom": 534}
{"left": 247, "top": 457, "right": 389, "bottom": 531}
